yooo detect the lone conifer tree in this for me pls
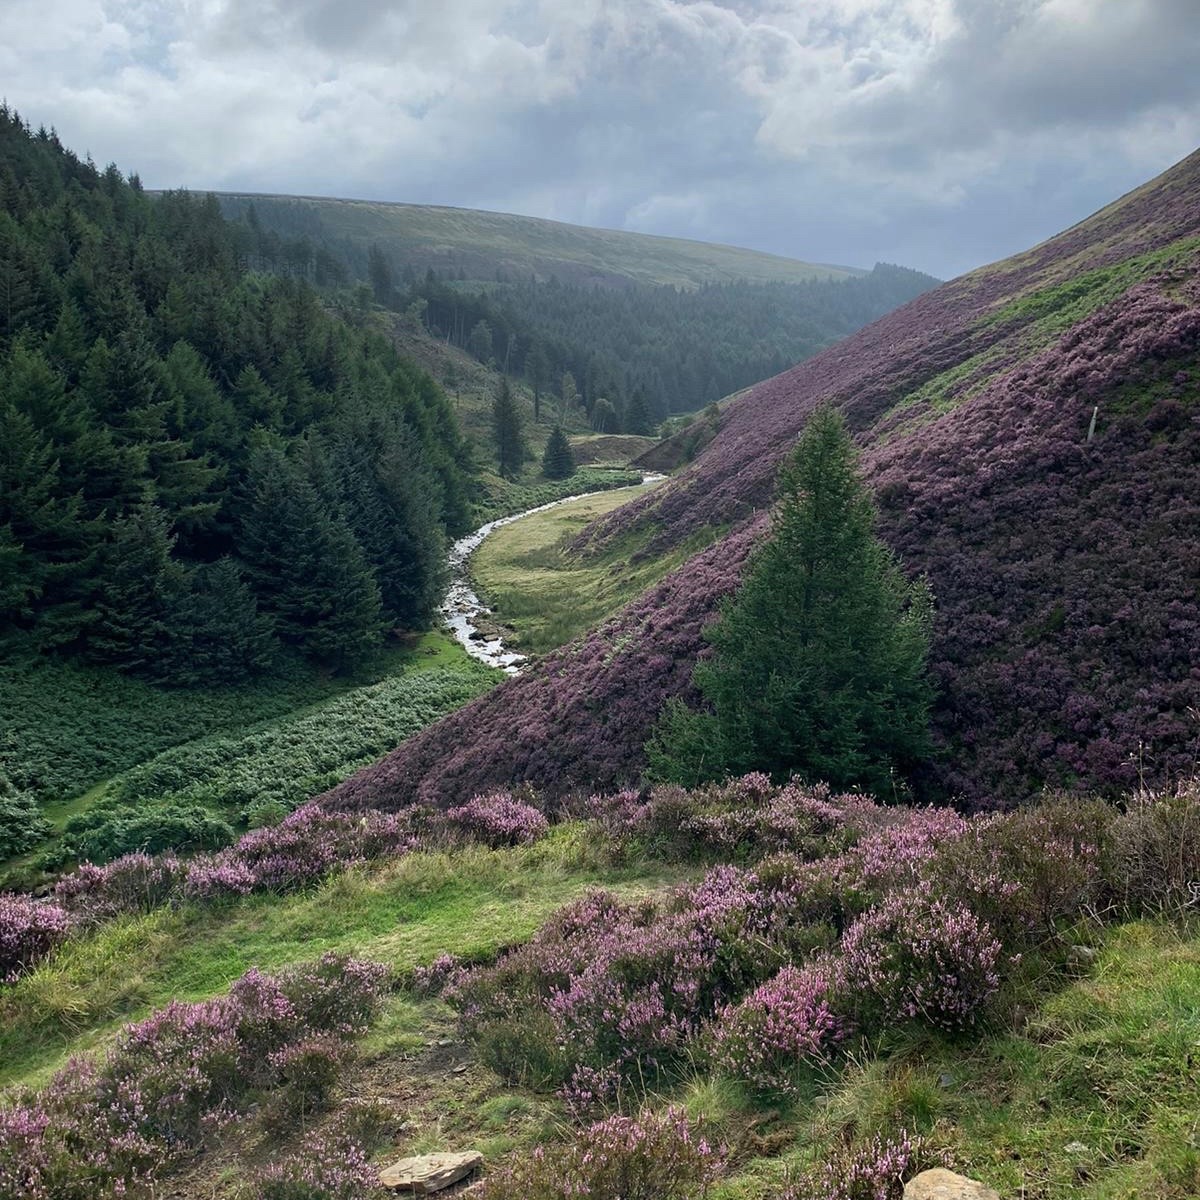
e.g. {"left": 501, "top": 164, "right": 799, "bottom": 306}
{"left": 542, "top": 425, "right": 576, "bottom": 479}
{"left": 647, "top": 407, "right": 933, "bottom": 795}
{"left": 492, "top": 378, "right": 526, "bottom": 479}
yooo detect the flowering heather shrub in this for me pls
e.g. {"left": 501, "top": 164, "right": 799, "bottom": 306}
{"left": 0, "top": 894, "right": 72, "bottom": 983}
{"left": 1111, "top": 781, "right": 1200, "bottom": 916}
{"left": 444, "top": 791, "right": 549, "bottom": 847}
{"left": 449, "top": 867, "right": 793, "bottom": 1102}
{"left": 780, "top": 1131, "right": 924, "bottom": 1200}
{"left": 54, "top": 852, "right": 185, "bottom": 919}
{"left": 0, "top": 954, "right": 388, "bottom": 1197}
{"left": 475, "top": 1106, "right": 719, "bottom": 1200}
{"left": 921, "top": 799, "right": 1109, "bottom": 940}
{"left": 248, "top": 1129, "right": 380, "bottom": 1200}
{"left": 841, "top": 896, "right": 1002, "bottom": 1031}
{"left": 410, "top": 951, "right": 465, "bottom": 997}
{"left": 713, "top": 962, "right": 852, "bottom": 1093}
{"left": 184, "top": 804, "right": 424, "bottom": 900}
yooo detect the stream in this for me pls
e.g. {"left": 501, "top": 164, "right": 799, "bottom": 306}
{"left": 440, "top": 474, "right": 667, "bottom": 674}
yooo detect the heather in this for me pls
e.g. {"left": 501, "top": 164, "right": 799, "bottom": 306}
{"left": 474, "top": 1106, "right": 719, "bottom": 1200}
{"left": 0, "top": 954, "right": 387, "bottom": 1198}
{"left": 323, "top": 148, "right": 1200, "bottom": 812}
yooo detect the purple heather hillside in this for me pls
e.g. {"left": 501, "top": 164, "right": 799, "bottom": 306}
{"left": 324, "top": 150, "right": 1200, "bottom": 812}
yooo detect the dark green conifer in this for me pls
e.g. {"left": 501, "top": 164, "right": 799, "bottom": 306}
{"left": 492, "top": 377, "right": 526, "bottom": 479}
{"left": 541, "top": 425, "right": 576, "bottom": 479}
{"left": 648, "top": 407, "right": 933, "bottom": 795}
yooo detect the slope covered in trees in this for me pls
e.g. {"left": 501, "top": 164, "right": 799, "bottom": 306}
{"left": 325, "top": 147, "right": 1200, "bottom": 812}
{"left": 0, "top": 108, "right": 474, "bottom": 681}
{"left": 217, "top": 193, "right": 938, "bottom": 424}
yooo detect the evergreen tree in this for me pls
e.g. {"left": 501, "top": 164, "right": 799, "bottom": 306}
{"left": 90, "top": 504, "right": 180, "bottom": 671}
{"left": 367, "top": 242, "right": 393, "bottom": 306}
{"left": 492, "top": 377, "right": 526, "bottom": 479}
{"left": 236, "top": 444, "right": 383, "bottom": 671}
{"left": 541, "top": 425, "right": 576, "bottom": 479}
{"left": 469, "top": 319, "right": 494, "bottom": 364}
{"left": 162, "top": 557, "right": 278, "bottom": 685}
{"left": 526, "top": 338, "right": 549, "bottom": 422}
{"left": 624, "top": 388, "right": 654, "bottom": 436}
{"left": 647, "top": 407, "right": 933, "bottom": 795}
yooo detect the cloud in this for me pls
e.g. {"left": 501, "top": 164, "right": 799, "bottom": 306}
{"left": 1, "top": 0, "right": 1197, "bottom": 276}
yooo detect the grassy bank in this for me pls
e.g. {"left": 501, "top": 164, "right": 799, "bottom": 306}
{"left": 471, "top": 482, "right": 717, "bottom": 654}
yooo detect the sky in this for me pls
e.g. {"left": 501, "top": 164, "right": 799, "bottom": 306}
{"left": 2, "top": 0, "right": 1198, "bottom": 278}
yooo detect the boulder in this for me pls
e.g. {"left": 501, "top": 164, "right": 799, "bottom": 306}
{"left": 904, "top": 1168, "right": 1001, "bottom": 1200}
{"left": 379, "top": 1150, "right": 483, "bottom": 1194}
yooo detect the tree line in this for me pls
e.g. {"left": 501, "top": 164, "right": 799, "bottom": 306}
{"left": 0, "top": 107, "right": 474, "bottom": 683}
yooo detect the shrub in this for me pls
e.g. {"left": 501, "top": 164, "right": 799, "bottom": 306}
{"left": 449, "top": 868, "right": 792, "bottom": 1103}
{"left": 1111, "top": 782, "right": 1200, "bottom": 916}
{"left": 713, "top": 962, "right": 851, "bottom": 1093}
{"left": 247, "top": 1129, "right": 380, "bottom": 1200}
{"left": 54, "top": 852, "right": 185, "bottom": 920}
{"left": 841, "top": 896, "right": 1002, "bottom": 1031}
{"left": 921, "top": 798, "right": 1110, "bottom": 941}
{"left": 476, "top": 1106, "right": 719, "bottom": 1200}
{"left": 61, "top": 802, "right": 235, "bottom": 865}
{"left": 0, "top": 954, "right": 388, "bottom": 1196}
{"left": 0, "top": 894, "right": 72, "bottom": 983}
{"left": 0, "top": 773, "right": 51, "bottom": 859}
{"left": 780, "top": 1131, "right": 925, "bottom": 1200}
{"left": 444, "top": 791, "right": 549, "bottom": 847}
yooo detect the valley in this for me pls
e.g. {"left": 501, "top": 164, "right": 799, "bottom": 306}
{"left": 1, "top": 94, "right": 1199, "bottom": 1200}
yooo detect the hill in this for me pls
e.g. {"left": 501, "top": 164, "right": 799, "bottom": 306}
{"left": 215, "top": 193, "right": 862, "bottom": 289}
{"left": 324, "top": 148, "right": 1200, "bottom": 812}
{"left": 216, "top": 195, "right": 939, "bottom": 423}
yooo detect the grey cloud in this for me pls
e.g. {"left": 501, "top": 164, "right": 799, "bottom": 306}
{"left": 0, "top": 0, "right": 1198, "bottom": 277}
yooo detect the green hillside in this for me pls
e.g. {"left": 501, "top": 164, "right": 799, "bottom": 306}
{"left": 217, "top": 193, "right": 861, "bottom": 288}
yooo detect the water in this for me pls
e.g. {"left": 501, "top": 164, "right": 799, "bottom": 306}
{"left": 440, "top": 474, "right": 667, "bottom": 674}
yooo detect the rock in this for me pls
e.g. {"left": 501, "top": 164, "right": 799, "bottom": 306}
{"left": 903, "top": 1167, "right": 1001, "bottom": 1200}
{"left": 1064, "top": 1141, "right": 1089, "bottom": 1154}
{"left": 379, "top": 1151, "right": 483, "bottom": 1193}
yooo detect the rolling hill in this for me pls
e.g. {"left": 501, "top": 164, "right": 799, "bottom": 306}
{"left": 324, "top": 148, "right": 1200, "bottom": 813}
{"left": 216, "top": 193, "right": 863, "bottom": 289}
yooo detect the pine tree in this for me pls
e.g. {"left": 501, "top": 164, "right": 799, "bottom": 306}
{"left": 526, "top": 339, "right": 549, "bottom": 422}
{"left": 236, "top": 444, "right": 383, "bottom": 671}
{"left": 492, "top": 377, "right": 526, "bottom": 479}
{"left": 90, "top": 503, "right": 180, "bottom": 671}
{"left": 469, "top": 319, "right": 494, "bottom": 364}
{"left": 647, "top": 407, "right": 933, "bottom": 795}
{"left": 162, "top": 558, "right": 278, "bottom": 685}
{"left": 624, "top": 388, "right": 654, "bottom": 436}
{"left": 541, "top": 425, "right": 576, "bottom": 479}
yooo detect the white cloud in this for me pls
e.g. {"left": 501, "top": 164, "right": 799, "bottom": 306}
{"left": 1, "top": 0, "right": 1197, "bottom": 276}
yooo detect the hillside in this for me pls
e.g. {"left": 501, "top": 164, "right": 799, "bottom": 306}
{"left": 216, "top": 193, "right": 862, "bottom": 289}
{"left": 217, "top": 195, "right": 938, "bottom": 422}
{"left": 325, "top": 148, "right": 1200, "bottom": 813}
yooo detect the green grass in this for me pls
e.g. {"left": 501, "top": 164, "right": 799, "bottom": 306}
{"left": 472, "top": 467, "right": 643, "bottom": 525}
{"left": 0, "top": 826, "right": 692, "bottom": 1090}
{"left": 471, "top": 483, "right": 719, "bottom": 654}
{"left": 694, "top": 920, "right": 1200, "bottom": 1200}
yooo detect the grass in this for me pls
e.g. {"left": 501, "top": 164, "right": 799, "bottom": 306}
{"left": 471, "top": 483, "right": 718, "bottom": 654}
{"left": 692, "top": 920, "right": 1200, "bottom": 1200}
{"left": 0, "top": 825, "right": 693, "bottom": 1090}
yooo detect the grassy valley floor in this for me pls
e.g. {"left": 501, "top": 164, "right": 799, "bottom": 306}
{"left": 470, "top": 482, "right": 718, "bottom": 655}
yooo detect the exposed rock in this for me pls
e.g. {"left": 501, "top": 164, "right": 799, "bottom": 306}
{"left": 379, "top": 1151, "right": 483, "bottom": 1193}
{"left": 903, "top": 1167, "right": 1001, "bottom": 1200}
